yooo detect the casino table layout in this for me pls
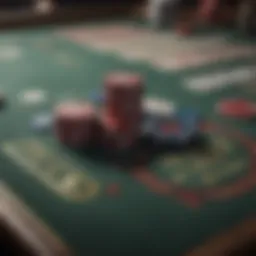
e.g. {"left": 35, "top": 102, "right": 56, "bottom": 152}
{"left": 0, "top": 20, "right": 256, "bottom": 256}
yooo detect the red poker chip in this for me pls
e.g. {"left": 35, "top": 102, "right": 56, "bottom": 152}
{"left": 55, "top": 101, "right": 96, "bottom": 119}
{"left": 105, "top": 72, "right": 142, "bottom": 87}
{"left": 198, "top": 0, "right": 218, "bottom": 20}
{"left": 104, "top": 72, "right": 143, "bottom": 133}
{"left": 54, "top": 101, "right": 98, "bottom": 147}
{"left": 216, "top": 99, "right": 256, "bottom": 119}
{"left": 105, "top": 72, "right": 143, "bottom": 98}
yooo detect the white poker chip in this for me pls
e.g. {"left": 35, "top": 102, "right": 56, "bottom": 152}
{"left": 31, "top": 113, "right": 53, "bottom": 132}
{"left": 18, "top": 89, "right": 47, "bottom": 105}
{"left": 143, "top": 97, "right": 176, "bottom": 116}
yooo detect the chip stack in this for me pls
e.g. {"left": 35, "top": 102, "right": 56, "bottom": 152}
{"left": 237, "top": 0, "right": 256, "bottom": 35}
{"left": 102, "top": 72, "right": 144, "bottom": 149}
{"left": 54, "top": 101, "right": 100, "bottom": 148}
{"left": 148, "top": 0, "right": 182, "bottom": 30}
{"left": 198, "top": 0, "right": 219, "bottom": 23}
{"left": 101, "top": 113, "right": 140, "bottom": 150}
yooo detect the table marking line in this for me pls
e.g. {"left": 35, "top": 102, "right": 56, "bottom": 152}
{"left": 1, "top": 139, "right": 100, "bottom": 202}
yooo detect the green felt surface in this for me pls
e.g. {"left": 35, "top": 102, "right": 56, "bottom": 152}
{"left": 0, "top": 21, "right": 256, "bottom": 256}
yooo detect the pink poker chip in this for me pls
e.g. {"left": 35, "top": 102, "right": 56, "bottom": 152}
{"left": 105, "top": 72, "right": 143, "bottom": 95}
{"left": 54, "top": 101, "right": 95, "bottom": 119}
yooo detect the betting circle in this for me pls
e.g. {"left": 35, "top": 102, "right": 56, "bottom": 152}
{"left": 154, "top": 123, "right": 256, "bottom": 206}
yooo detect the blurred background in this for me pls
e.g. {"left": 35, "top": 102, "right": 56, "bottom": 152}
{"left": 0, "top": 0, "right": 253, "bottom": 33}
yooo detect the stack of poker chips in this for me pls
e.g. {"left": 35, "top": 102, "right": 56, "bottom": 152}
{"left": 53, "top": 72, "right": 144, "bottom": 150}
{"left": 54, "top": 101, "right": 100, "bottom": 149}
{"left": 101, "top": 72, "right": 144, "bottom": 149}
{"left": 198, "top": 0, "right": 219, "bottom": 23}
{"left": 147, "top": 0, "right": 182, "bottom": 30}
{"left": 237, "top": 0, "right": 256, "bottom": 36}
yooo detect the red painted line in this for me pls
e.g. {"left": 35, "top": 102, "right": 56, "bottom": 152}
{"left": 130, "top": 123, "right": 256, "bottom": 208}
{"left": 199, "top": 123, "right": 256, "bottom": 202}
{"left": 175, "top": 190, "right": 203, "bottom": 209}
{"left": 132, "top": 168, "right": 173, "bottom": 196}
{"left": 106, "top": 183, "right": 120, "bottom": 197}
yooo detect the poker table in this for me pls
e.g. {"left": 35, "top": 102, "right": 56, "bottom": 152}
{"left": 0, "top": 20, "right": 256, "bottom": 256}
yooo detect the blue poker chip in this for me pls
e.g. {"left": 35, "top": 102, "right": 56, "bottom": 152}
{"left": 88, "top": 91, "right": 104, "bottom": 106}
{"left": 176, "top": 107, "right": 202, "bottom": 122}
{"left": 141, "top": 113, "right": 169, "bottom": 137}
{"left": 175, "top": 108, "right": 202, "bottom": 140}
{"left": 144, "top": 114, "right": 176, "bottom": 141}
{"left": 153, "top": 120, "right": 184, "bottom": 145}
{"left": 141, "top": 116, "right": 159, "bottom": 136}
{"left": 31, "top": 113, "right": 53, "bottom": 133}
{"left": 148, "top": 108, "right": 202, "bottom": 146}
